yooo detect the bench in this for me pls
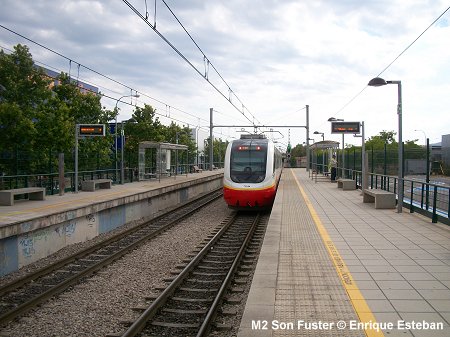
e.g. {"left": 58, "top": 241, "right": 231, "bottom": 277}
{"left": 81, "top": 179, "right": 112, "bottom": 192}
{"left": 143, "top": 173, "right": 157, "bottom": 179}
{"left": 363, "top": 188, "right": 396, "bottom": 209}
{"left": 193, "top": 165, "right": 203, "bottom": 173}
{"left": 0, "top": 187, "right": 46, "bottom": 206}
{"left": 337, "top": 178, "right": 356, "bottom": 190}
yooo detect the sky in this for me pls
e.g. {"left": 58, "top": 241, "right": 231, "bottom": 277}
{"left": 1, "top": 0, "right": 449, "bottom": 150}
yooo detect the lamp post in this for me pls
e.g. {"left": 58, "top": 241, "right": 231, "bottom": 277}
{"left": 115, "top": 94, "right": 139, "bottom": 184}
{"left": 414, "top": 129, "right": 427, "bottom": 147}
{"left": 353, "top": 121, "right": 366, "bottom": 192}
{"left": 368, "top": 77, "right": 403, "bottom": 213}
{"left": 313, "top": 131, "right": 324, "bottom": 141}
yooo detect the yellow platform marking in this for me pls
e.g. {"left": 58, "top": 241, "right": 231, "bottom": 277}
{"left": 291, "top": 169, "right": 384, "bottom": 337}
{"left": 0, "top": 189, "right": 133, "bottom": 218}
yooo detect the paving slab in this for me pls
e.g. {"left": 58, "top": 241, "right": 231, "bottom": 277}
{"left": 238, "top": 168, "right": 450, "bottom": 337}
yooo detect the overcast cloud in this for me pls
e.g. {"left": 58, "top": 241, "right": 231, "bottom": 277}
{"left": 1, "top": 0, "right": 449, "bottom": 147}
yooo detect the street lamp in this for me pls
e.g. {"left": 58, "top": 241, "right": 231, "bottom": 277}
{"left": 313, "top": 131, "right": 324, "bottom": 141}
{"left": 115, "top": 93, "right": 140, "bottom": 184}
{"left": 414, "top": 129, "right": 427, "bottom": 147}
{"left": 368, "top": 77, "right": 403, "bottom": 213}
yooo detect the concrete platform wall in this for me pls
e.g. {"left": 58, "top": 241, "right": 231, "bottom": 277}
{"left": 0, "top": 175, "right": 223, "bottom": 277}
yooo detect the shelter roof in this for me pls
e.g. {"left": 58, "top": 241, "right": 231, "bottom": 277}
{"left": 309, "top": 140, "right": 340, "bottom": 150}
{"left": 138, "top": 142, "right": 188, "bottom": 150}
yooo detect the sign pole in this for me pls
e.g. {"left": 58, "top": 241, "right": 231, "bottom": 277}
{"left": 75, "top": 124, "right": 79, "bottom": 193}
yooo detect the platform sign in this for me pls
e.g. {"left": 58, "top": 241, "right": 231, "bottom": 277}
{"left": 331, "top": 121, "right": 360, "bottom": 134}
{"left": 78, "top": 124, "right": 105, "bottom": 137}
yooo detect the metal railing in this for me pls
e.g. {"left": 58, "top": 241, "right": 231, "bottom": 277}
{"left": 349, "top": 169, "right": 449, "bottom": 225}
{"left": 307, "top": 164, "right": 449, "bottom": 225}
{"left": 0, "top": 162, "right": 225, "bottom": 196}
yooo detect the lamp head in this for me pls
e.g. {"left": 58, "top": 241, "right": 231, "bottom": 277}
{"left": 368, "top": 77, "right": 387, "bottom": 87}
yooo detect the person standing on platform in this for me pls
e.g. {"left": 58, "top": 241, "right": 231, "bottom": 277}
{"left": 330, "top": 154, "right": 337, "bottom": 182}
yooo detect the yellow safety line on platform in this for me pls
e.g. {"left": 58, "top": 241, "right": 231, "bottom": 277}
{"left": 291, "top": 169, "right": 384, "bottom": 337}
{"left": 0, "top": 190, "right": 132, "bottom": 218}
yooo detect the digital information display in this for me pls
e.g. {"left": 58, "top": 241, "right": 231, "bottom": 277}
{"left": 78, "top": 124, "right": 105, "bottom": 136}
{"left": 331, "top": 121, "right": 360, "bottom": 134}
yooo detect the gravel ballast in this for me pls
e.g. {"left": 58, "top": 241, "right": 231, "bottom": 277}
{"left": 1, "top": 199, "right": 232, "bottom": 337}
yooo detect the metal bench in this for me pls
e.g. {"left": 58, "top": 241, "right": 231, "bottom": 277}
{"left": 0, "top": 187, "right": 46, "bottom": 206}
{"left": 363, "top": 188, "right": 396, "bottom": 209}
{"left": 337, "top": 178, "right": 356, "bottom": 190}
{"left": 81, "top": 179, "right": 112, "bottom": 192}
{"left": 193, "top": 165, "right": 203, "bottom": 173}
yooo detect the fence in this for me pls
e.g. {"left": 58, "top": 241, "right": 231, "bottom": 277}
{"left": 309, "top": 158, "right": 449, "bottom": 225}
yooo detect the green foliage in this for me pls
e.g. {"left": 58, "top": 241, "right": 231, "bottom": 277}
{"left": 0, "top": 44, "right": 213, "bottom": 176}
{"left": 204, "top": 137, "right": 228, "bottom": 165}
{"left": 365, "top": 130, "right": 397, "bottom": 150}
{"left": 0, "top": 44, "right": 113, "bottom": 174}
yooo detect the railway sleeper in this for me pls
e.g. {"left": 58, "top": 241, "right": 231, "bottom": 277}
{"left": 145, "top": 294, "right": 159, "bottom": 300}
{"left": 186, "top": 278, "right": 222, "bottom": 284}
{"left": 151, "top": 321, "right": 199, "bottom": 329}
{"left": 179, "top": 287, "right": 218, "bottom": 292}
{"left": 202, "top": 259, "right": 234, "bottom": 264}
{"left": 224, "top": 296, "right": 242, "bottom": 304}
{"left": 214, "top": 322, "right": 233, "bottom": 331}
{"left": 230, "top": 286, "right": 245, "bottom": 293}
{"left": 233, "top": 278, "right": 247, "bottom": 284}
{"left": 197, "top": 264, "right": 230, "bottom": 270}
{"left": 241, "top": 259, "right": 254, "bottom": 265}
{"left": 171, "top": 296, "right": 212, "bottom": 303}
{"left": 131, "top": 305, "right": 149, "bottom": 312}
{"left": 192, "top": 271, "right": 227, "bottom": 276}
{"left": 162, "top": 307, "right": 207, "bottom": 314}
{"left": 220, "top": 307, "right": 238, "bottom": 315}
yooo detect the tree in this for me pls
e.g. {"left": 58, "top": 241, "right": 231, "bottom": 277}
{"left": 0, "top": 44, "right": 114, "bottom": 174}
{"left": 52, "top": 73, "right": 114, "bottom": 170}
{"left": 365, "top": 130, "right": 397, "bottom": 150}
{"left": 0, "top": 44, "right": 52, "bottom": 173}
{"left": 289, "top": 143, "right": 307, "bottom": 167}
{"left": 204, "top": 137, "right": 228, "bottom": 167}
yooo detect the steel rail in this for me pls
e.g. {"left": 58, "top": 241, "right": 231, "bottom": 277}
{"left": 0, "top": 188, "right": 221, "bottom": 298}
{"left": 196, "top": 213, "right": 261, "bottom": 336}
{"left": 0, "top": 189, "right": 222, "bottom": 325}
{"left": 120, "top": 212, "right": 240, "bottom": 337}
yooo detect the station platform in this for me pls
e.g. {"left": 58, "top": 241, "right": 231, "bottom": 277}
{"left": 0, "top": 170, "right": 223, "bottom": 277}
{"left": 238, "top": 168, "right": 450, "bottom": 337}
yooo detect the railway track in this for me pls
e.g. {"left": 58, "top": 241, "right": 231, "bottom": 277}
{"left": 0, "top": 189, "right": 222, "bottom": 326}
{"left": 113, "top": 211, "right": 268, "bottom": 337}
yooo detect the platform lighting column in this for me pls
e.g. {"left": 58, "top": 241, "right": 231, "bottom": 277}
{"left": 209, "top": 108, "right": 213, "bottom": 171}
{"left": 306, "top": 105, "right": 310, "bottom": 172}
{"left": 75, "top": 124, "right": 79, "bottom": 193}
{"left": 313, "top": 131, "right": 324, "bottom": 141}
{"left": 115, "top": 94, "right": 139, "bottom": 184}
{"left": 368, "top": 77, "right": 403, "bottom": 213}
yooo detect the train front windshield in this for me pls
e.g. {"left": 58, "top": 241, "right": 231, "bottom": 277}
{"left": 230, "top": 143, "right": 267, "bottom": 183}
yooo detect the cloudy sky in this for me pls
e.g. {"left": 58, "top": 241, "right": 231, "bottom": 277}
{"left": 1, "top": 0, "right": 449, "bottom": 148}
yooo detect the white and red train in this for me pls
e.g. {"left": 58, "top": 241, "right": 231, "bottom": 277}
{"left": 223, "top": 134, "right": 283, "bottom": 209}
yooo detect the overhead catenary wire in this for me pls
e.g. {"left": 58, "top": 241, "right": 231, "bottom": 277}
{"left": 0, "top": 29, "right": 213, "bottom": 127}
{"left": 122, "top": 0, "right": 261, "bottom": 128}
{"left": 1, "top": 42, "right": 232, "bottom": 140}
{"left": 326, "top": 5, "right": 450, "bottom": 122}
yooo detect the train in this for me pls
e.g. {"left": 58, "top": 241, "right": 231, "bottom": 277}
{"left": 223, "top": 134, "right": 283, "bottom": 209}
